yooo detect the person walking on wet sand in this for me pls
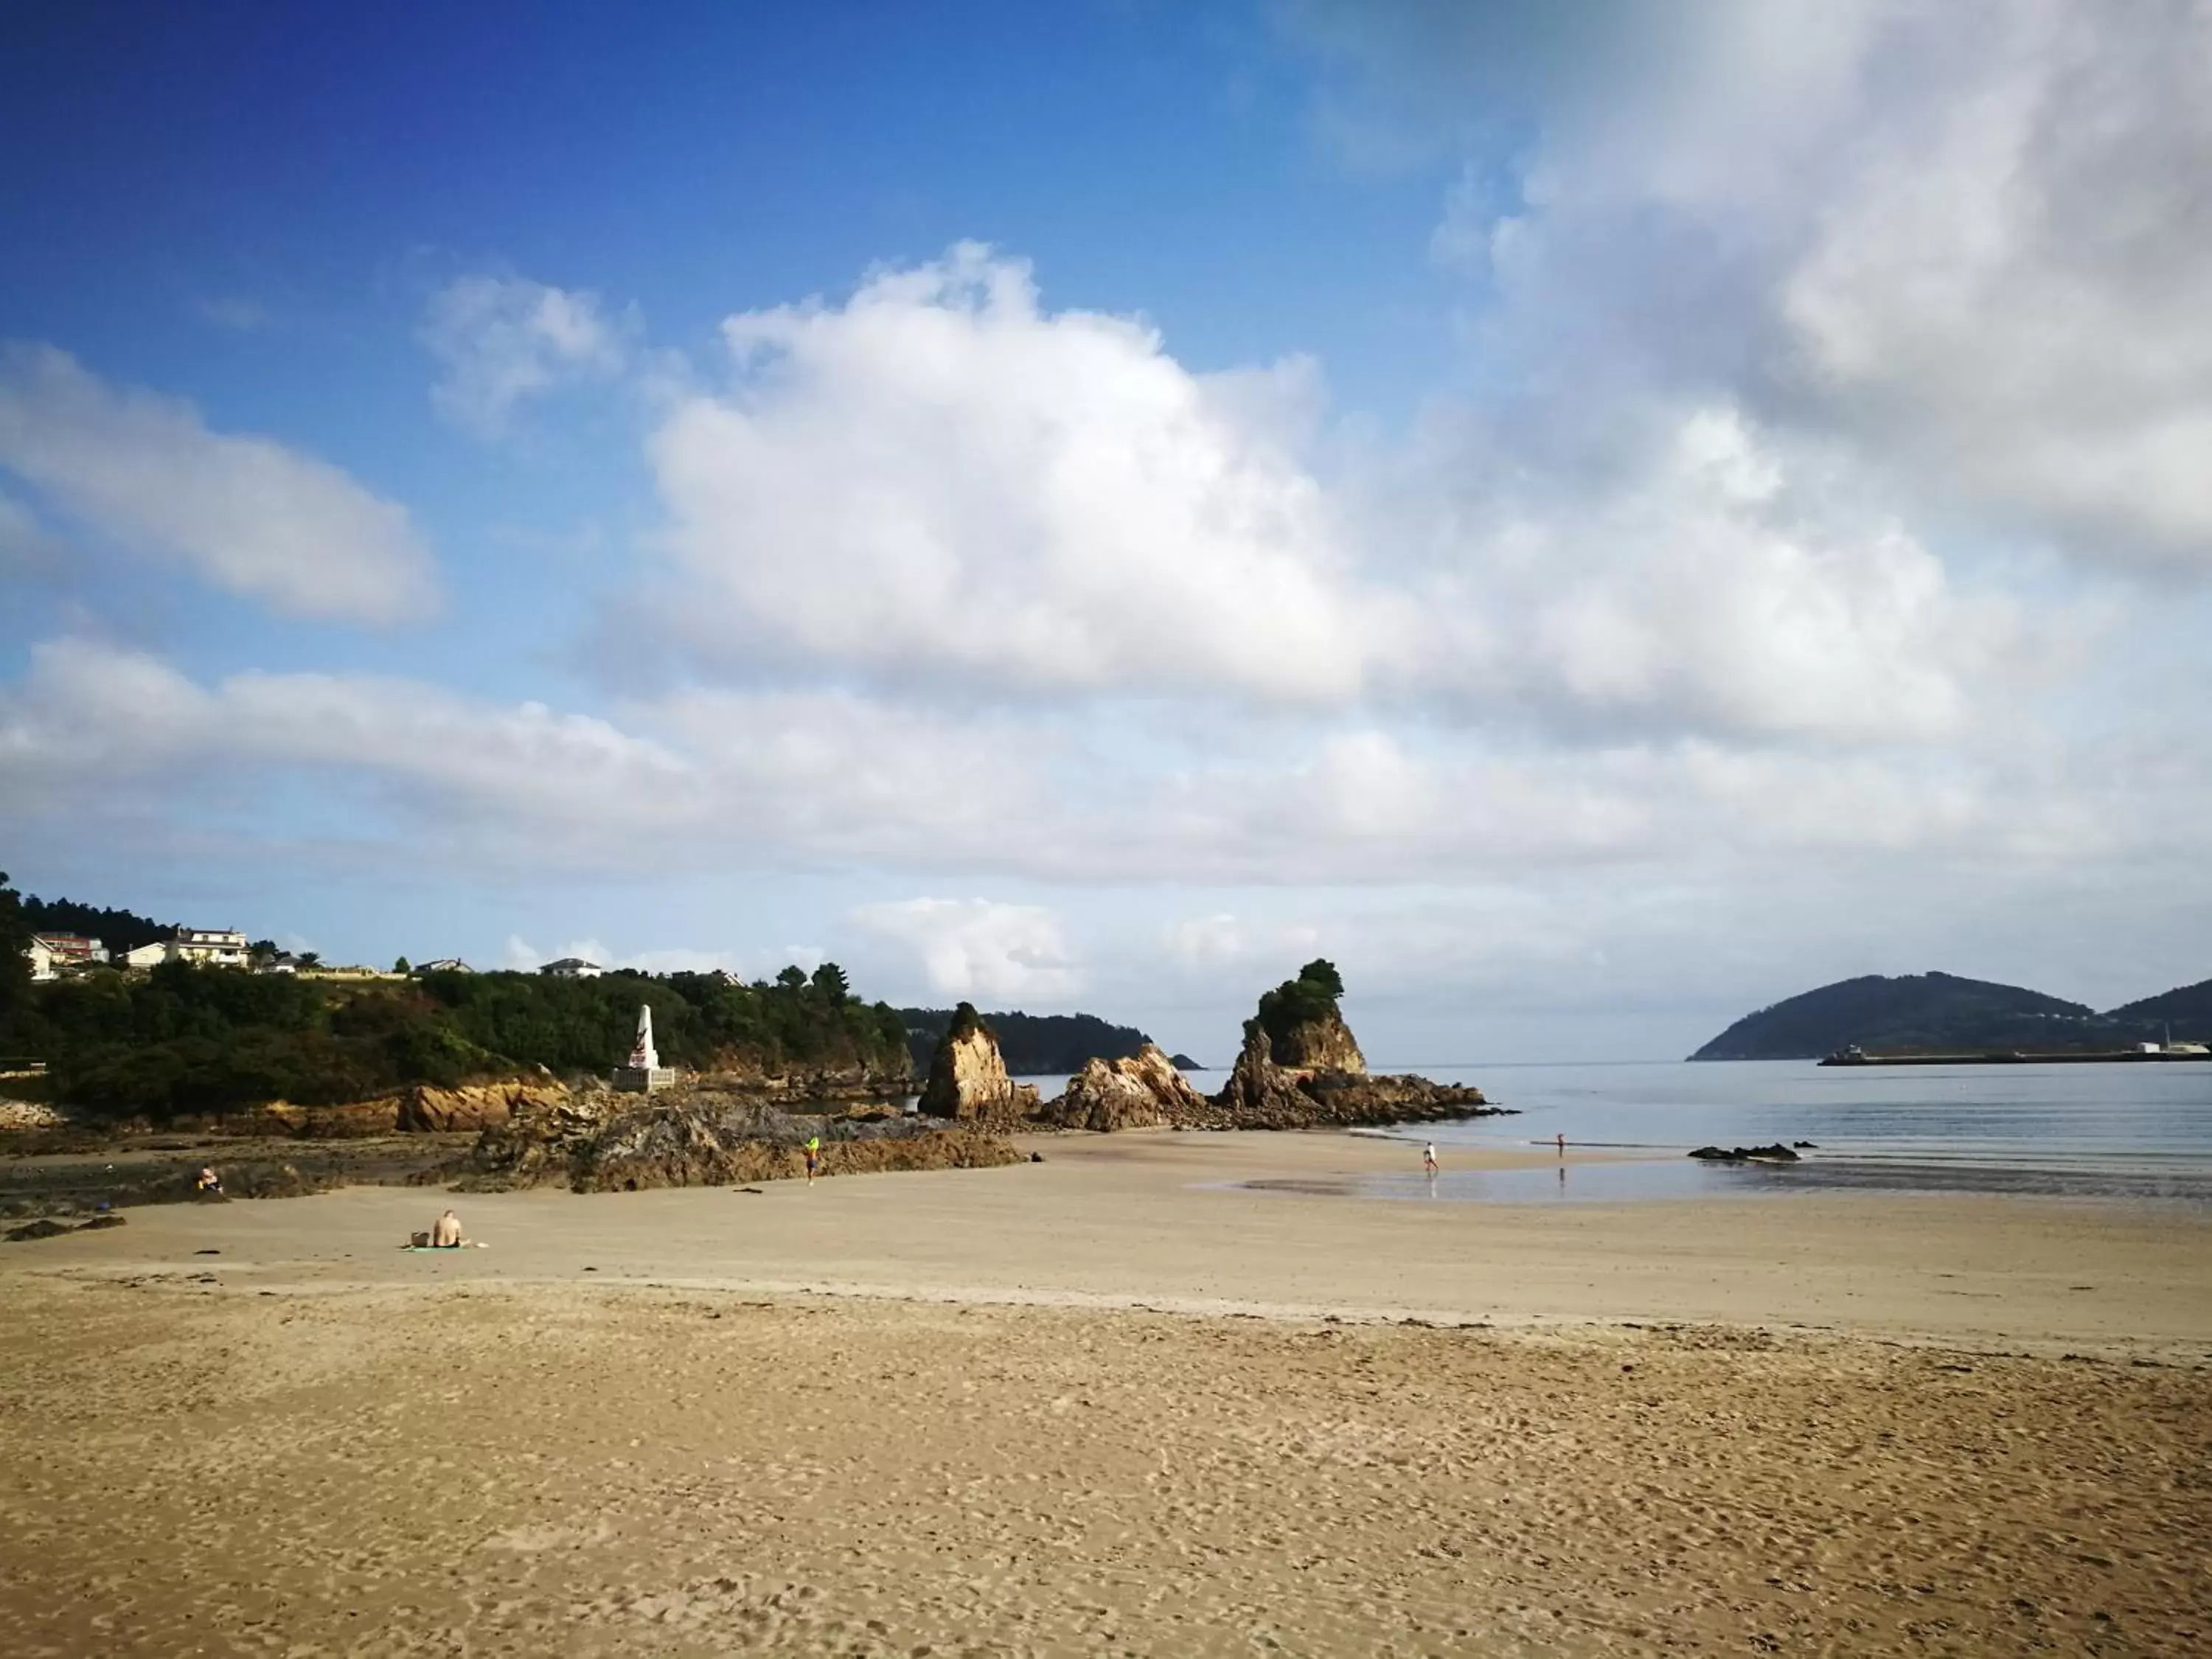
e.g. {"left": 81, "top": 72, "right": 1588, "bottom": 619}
{"left": 1422, "top": 1142, "right": 1439, "bottom": 1177}
{"left": 1557, "top": 1133, "right": 1566, "bottom": 1159}
{"left": 804, "top": 1135, "right": 821, "bottom": 1186}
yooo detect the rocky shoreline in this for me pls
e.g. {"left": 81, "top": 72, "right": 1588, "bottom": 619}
{"left": 1, "top": 962, "right": 1506, "bottom": 1218}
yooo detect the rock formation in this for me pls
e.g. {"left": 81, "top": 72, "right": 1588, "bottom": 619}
{"left": 1046, "top": 1043, "right": 1209, "bottom": 1132}
{"left": 919, "top": 1004, "right": 1041, "bottom": 1121}
{"left": 460, "top": 1084, "right": 1021, "bottom": 1192}
{"left": 1192, "top": 965, "right": 1501, "bottom": 1130}
{"left": 1687, "top": 1143, "right": 1801, "bottom": 1163}
{"left": 1192, "top": 1018, "right": 1491, "bottom": 1128}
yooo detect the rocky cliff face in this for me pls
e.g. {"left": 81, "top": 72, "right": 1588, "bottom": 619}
{"left": 920, "top": 1009, "right": 1042, "bottom": 1121}
{"left": 1046, "top": 1043, "right": 1209, "bottom": 1132}
{"left": 1268, "top": 1010, "right": 1366, "bottom": 1074}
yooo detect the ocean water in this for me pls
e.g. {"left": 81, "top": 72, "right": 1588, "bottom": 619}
{"left": 1019, "top": 1059, "right": 2212, "bottom": 1205}
{"left": 1396, "top": 1059, "right": 2212, "bottom": 1205}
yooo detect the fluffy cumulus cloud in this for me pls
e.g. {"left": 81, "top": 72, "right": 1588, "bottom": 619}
{"left": 422, "top": 273, "right": 634, "bottom": 437}
{"left": 848, "top": 897, "right": 1081, "bottom": 1001}
{"left": 650, "top": 243, "right": 1376, "bottom": 703}
{"left": 0, "top": 344, "right": 437, "bottom": 622}
{"left": 644, "top": 244, "right": 2008, "bottom": 742}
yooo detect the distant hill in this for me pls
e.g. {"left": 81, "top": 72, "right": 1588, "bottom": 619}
{"left": 1688, "top": 972, "right": 2098, "bottom": 1060}
{"left": 2104, "top": 977, "right": 2212, "bottom": 1042}
{"left": 899, "top": 1007, "right": 1189, "bottom": 1077}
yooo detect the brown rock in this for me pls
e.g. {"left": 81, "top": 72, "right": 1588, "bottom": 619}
{"left": 919, "top": 1005, "right": 1041, "bottom": 1122}
{"left": 1047, "top": 1043, "right": 1208, "bottom": 1132}
{"left": 398, "top": 1078, "right": 569, "bottom": 1133}
{"left": 1270, "top": 1009, "right": 1366, "bottom": 1074}
{"left": 1202, "top": 1014, "right": 1500, "bottom": 1131}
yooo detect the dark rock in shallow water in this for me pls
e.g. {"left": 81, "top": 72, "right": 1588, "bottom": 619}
{"left": 75, "top": 1213, "right": 128, "bottom": 1231}
{"left": 1688, "top": 1143, "right": 1802, "bottom": 1163}
{"left": 1793, "top": 1140, "right": 1818, "bottom": 1149}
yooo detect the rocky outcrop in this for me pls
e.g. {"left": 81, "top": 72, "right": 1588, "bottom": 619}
{"left": 686, "top": 1056, "right": 914, "bottom": 1102}
{"left": 1688, "top": 1143, "right": 1801, "bottom": 1163}
{"left": 460, "top": 1085, "right": 1020, "bottom": 1192}
{"left": 1269, "top": 1009, "right": 1366, "bottom": 1074}
{"left": 397, "top": 1077, "right": 568, "bottom": 1133}
{"left": 920, "top": 1005, "right": 1041, "bottom": 1122}
{"left": 1046, "top": 1043, "right": 1209, "bottom": 1132}
{"left": 571, "top": 1112, "right": 1020, "bottom": 1192}
{"left": 1195, "top": 1017, "right": 1500, "bottom": 1130}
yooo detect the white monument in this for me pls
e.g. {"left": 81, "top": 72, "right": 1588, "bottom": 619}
{"left": 611, "top": 1002, "right": 676, "bottom": 1093}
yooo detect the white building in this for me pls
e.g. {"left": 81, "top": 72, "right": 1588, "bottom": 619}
{"left": 415, "top": 958, "right": 473, "bottom": 973}
{"left": 125, "top": 928, "right": 251, "bottom": 970}
{"left": 27, "top": 933, "right": 106, "bottom": 979}
{"left": 540, "top": 956, "right": 605, "bottom": 978}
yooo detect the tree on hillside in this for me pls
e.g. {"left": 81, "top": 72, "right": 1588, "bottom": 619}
{"left": 776, "top": 965, "right": 808, "bottom": 990}
{"left": 810, "top": 961, "right": 850, "bottom": 1004}
{"left": 394, "top": 957, "right": 411, "bottom": 975}
{"left": 0, "top": 873, "right": 33, "bottom": 1048}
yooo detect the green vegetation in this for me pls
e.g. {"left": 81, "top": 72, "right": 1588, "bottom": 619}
{"left": 2, "top": 936, "right": 909, "bottom": 1119}
{"left": 1255, "top": 959, "right": 1346, "bottom": 1051}
{"left": 0, "top": 873, "right": 34, "bottom": 1057}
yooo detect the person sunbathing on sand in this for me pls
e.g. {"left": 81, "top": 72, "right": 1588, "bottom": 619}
{"left": 431, "top": 1209, "right": 465, "bottom": 1248}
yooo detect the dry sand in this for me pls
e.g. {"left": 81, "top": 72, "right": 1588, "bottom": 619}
{"left": 4, "top": 1130, "right": 2209, "bottom": 1655}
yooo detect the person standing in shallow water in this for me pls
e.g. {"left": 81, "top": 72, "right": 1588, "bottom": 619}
{"left": 1422, "top": 1142, "right": 1439, "bottom": 1177}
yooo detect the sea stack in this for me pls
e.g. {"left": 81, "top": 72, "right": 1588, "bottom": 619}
{"left": 1209, "top": 961, "right": 1498, "bottom": 1129}
{"left": 1050, "top": 1043, "right": 1209, "bottom": 1132}
{"left": 920, "top": 1003, "right": 1042, "bottom": 1121}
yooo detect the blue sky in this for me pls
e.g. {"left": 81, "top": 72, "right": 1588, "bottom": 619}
{"left": 4, "top": 1, "right": 2211, "bottom": 1063}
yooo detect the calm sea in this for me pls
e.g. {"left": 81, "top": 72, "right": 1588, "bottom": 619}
{"left": 1017, "top": 1058, "right": 2212, "bottom": 1205}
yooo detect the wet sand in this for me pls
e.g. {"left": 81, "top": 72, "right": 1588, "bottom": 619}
{"left": 4, "top": 1130, "right": 2209, "bottom": 1655}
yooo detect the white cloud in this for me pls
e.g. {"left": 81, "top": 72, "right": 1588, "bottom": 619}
{"left": 642, "top": 245, "right": 2011, "bottom": 742}
{"left": 848, "top": 897, "right": 1081, "bottom": 1002}
{"left": 0, "top": 344, "right": 437, "bottom": 622}
{"left": 0, "top": 487, "right": 63, "bottom": 577}
{"left": 1297, "top": 0, "right": 2212, "bottom": 571}
{"left": 3, "top": 636, "right": 2163, "bottom": 887}
{"left": 422, "top": 273, "right": 634, "bottom": 437}
{"left": 651, "top": 243, "right": 1377, "bottom": 703}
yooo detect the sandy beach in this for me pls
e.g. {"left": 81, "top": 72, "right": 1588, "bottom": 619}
{"left": 4, "top": 1130, "right": 2209, "bottom": 1655}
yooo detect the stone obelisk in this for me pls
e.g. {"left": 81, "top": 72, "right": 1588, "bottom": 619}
{"left": 611, "top": 1002, "right": 675, "bottom": 1093}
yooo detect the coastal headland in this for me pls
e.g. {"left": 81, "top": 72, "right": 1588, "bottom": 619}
{"left": 4, "top": 1130, "right": 2209, "bottom": 1657}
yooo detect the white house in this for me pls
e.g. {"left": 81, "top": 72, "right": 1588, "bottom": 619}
{"left": 173, "top": 928, "right": 249, "bottom": 967}
{"left": 540, "top": 956, "right": 605, "bottom": 978}
{"left": 125, "top": 928, "right": 251, "bottom": 970}
{"left": 415, "top": 958, "right": 472, "bottom": 973}
{"left": 27, "top": 933, "right": 106, "bottom": 979}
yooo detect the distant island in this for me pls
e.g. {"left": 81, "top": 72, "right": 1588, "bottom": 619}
{"left": 1691, "top": 970, "right": 2212, "bottom": 1060}
{"left": 897, "top": 1007, "right": 1195, "bottom": 1077}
